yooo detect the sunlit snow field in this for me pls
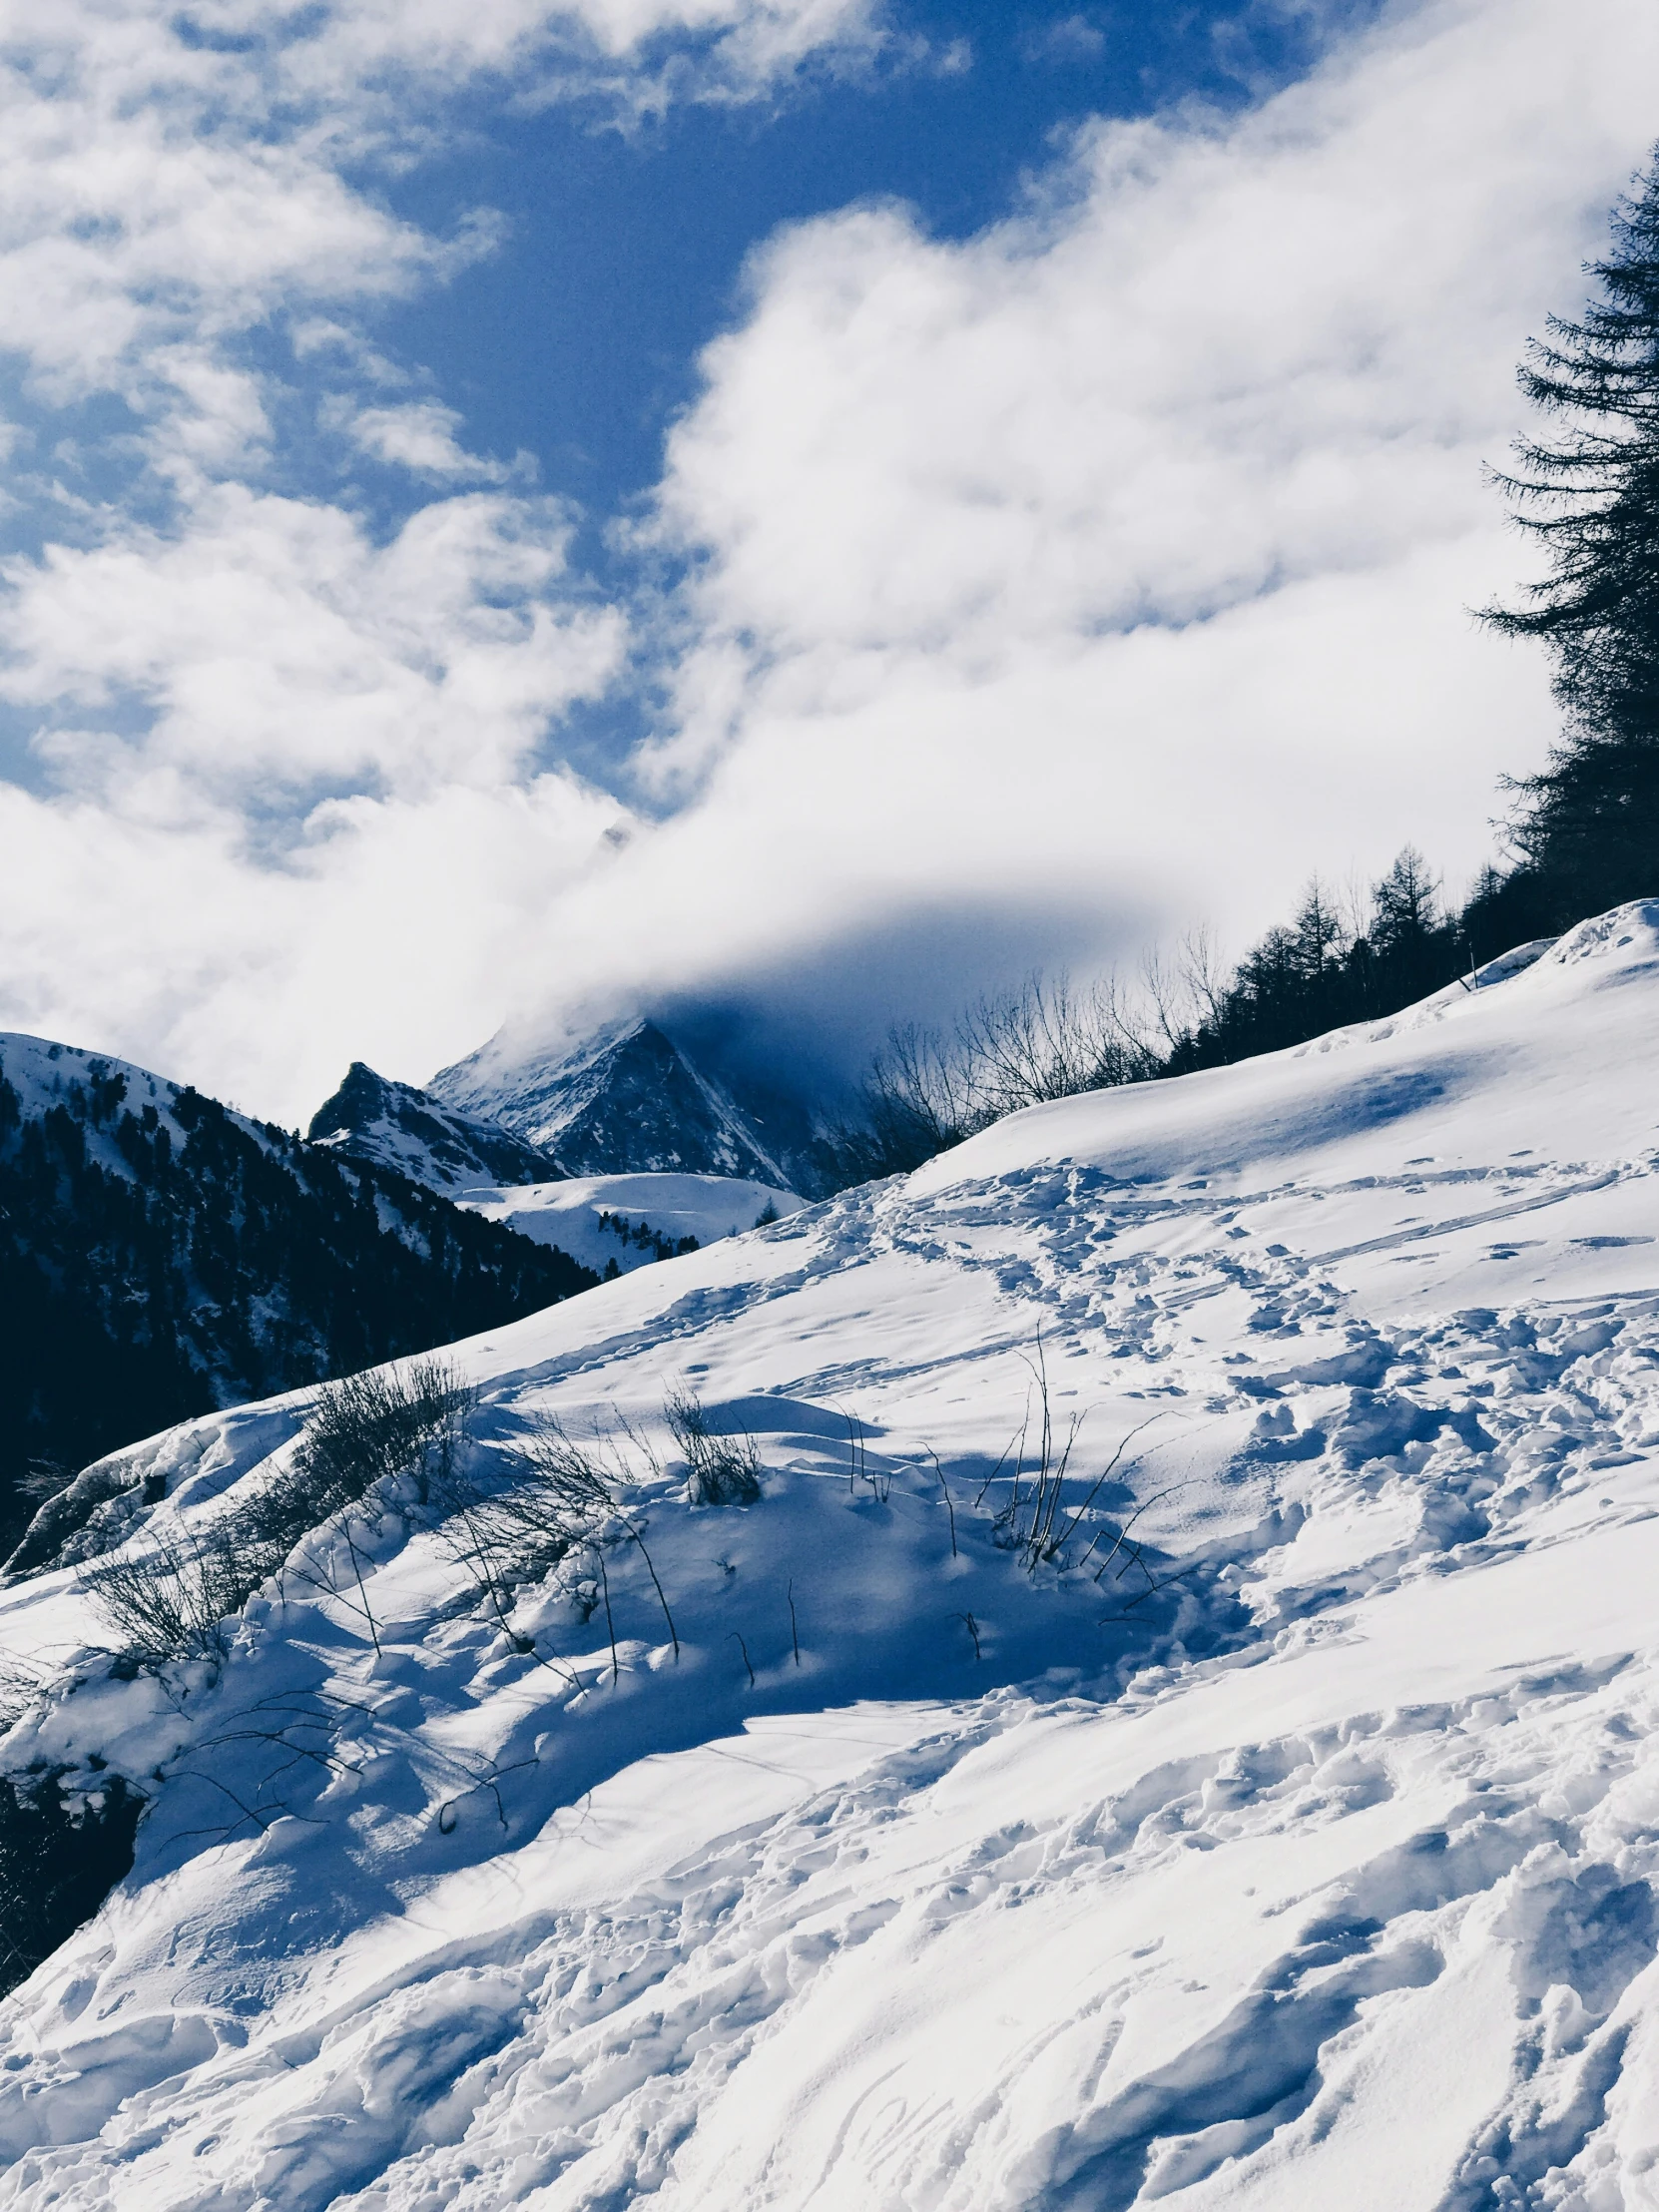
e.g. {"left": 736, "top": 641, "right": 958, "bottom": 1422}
{"left": 5, "top": 907, "right": 1659, "bottom": 2206}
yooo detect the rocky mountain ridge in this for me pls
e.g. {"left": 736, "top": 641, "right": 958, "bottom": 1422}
{"left": 307, "top": 1061, "right": 566, "bottom": 1193}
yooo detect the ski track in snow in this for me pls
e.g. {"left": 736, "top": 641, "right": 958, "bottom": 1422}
{"left": 6, "top": 910, "right": 1659, "bottom": 2205}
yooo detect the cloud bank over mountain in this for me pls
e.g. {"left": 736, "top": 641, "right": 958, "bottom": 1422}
{"left": 0, "top": 0, "right": 1654, "bottom": 1119}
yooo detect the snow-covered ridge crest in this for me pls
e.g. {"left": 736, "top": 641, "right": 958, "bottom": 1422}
{"left": 1542, "top": 892, "right": 1659, "bottom": 973}
{"left": 6, "top": 911, "right": 1659, "bottom": 2204}
{"left": 0, "top": 1029, "right": 278, "bottom": 1153}
{"left": 913, "top": 897, "right": 1659, "bottom": 1198}
{"left": 456, "top": 1169, "right": 805, "bottom": 1276}
{"left": 1291, "top": 896, "right": 1659, "bottom": 1061}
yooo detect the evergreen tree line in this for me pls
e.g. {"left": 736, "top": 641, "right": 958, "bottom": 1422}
{"left": 0, "top": 1057, "right": 597, "bottom": 1552}
{"left": 827, "top": 143, "right": 1659, "bottom": 1182}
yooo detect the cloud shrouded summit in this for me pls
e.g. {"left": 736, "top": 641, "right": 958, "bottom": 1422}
{"left": 0, "top": 0, "right": 1655, "bottom": 1120}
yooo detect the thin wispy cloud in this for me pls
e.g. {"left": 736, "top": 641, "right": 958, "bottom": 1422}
{"left": 326, "top": 399, "right": 527, "bottom": 484}
{"left": 1018, "top": 14, "right": 1106, "bottom": 66}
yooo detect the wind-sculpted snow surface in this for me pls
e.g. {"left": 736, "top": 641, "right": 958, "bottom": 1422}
{"left": 6, "top": 906, "right": 1659, "bottom": 2206}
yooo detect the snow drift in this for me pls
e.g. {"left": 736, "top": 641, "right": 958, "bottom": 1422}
{"left": 5, "top": 906, "right": 1659, "bottom": 2207}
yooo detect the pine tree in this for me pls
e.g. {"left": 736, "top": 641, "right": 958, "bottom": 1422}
{"left": 1291, "top": 876, "right": 1348, "bottom": 983}
{"left": 1369, "top": 845, "right": 1438, "bottom": 948}
{"left": 1482, "top": 147, "right": 1659, "bottom": 919}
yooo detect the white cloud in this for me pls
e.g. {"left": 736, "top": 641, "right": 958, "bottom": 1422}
{"left": 330, "top": 398, "right": 523, "bottom": 483}
{"left": 0, "top": 1, "right": 881, "bottom": 426}
{"left": 0, "top": 477, "right": 629, "bottom": 1111}
{"left": 1019, "top": 15, "right": 1106, "bottom": 67}
{"left": 514, "top": 0, "right": 1659, "bottom": 1042}
{"left": 0, "top": 487, "right": 622, "bottom": 811}
{"left": 0, "top": 769, "right": 629, "bottom": 1126}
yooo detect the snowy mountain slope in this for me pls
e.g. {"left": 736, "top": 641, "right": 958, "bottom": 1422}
{"left": 307, "top": 1062, "right": 566, "bottom": 1195}
{"left": 429, "top": 1017, "right": 800, "bottom": 1187}
{"left": 456, "top": 1170, "right": 805, "bottom": 1277}
{"left": 5, "top": 908, "right": 1659, "bottom": 2205}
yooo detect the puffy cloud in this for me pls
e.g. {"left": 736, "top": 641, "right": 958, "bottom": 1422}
{"left": 0, "top": 0, "right": 884, "bottom": 423}
{"left": 332, "top": 399, "right": 524, "bottom": 483}
{"left": 514, "top": 0, "right": 1659, "bottom": 1047}
{"left": 0, "top": 478, "right": 628, "bottom": 1110}
{"left": 0, "top": 769, "right": 629, "bottom": 1126}
{"left": 0, "top": 487, "right": 623, "bottom": 811}
{"left": 654, "top": 0, "right": 1653, "bottom": 687}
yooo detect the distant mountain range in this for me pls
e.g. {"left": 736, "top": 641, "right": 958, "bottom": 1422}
{"left": 0, "top": 1033, "right": 596, "bottom": 1557}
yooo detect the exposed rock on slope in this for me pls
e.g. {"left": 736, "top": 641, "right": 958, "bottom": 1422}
{"left": 307, "top": 1061, "right": 566, "bottom": 1194}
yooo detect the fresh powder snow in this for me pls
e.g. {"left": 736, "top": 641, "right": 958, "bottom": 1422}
{"left": 4, "top": 906, "right": 1659, "bottom": 2206}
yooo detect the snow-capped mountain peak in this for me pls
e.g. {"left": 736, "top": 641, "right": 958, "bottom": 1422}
{"left": 429, "top": 1016, "right": 795, "bottom": 1187}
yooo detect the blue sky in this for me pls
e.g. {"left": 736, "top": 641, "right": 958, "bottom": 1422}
{"left": 0, "top": 0, "right": 1652, "bottom": 1122}
{"left": 365, "top": 0, "right": 1389, "bottom": 811}
{"left": 386, "top": 3, "right": 1379, "bottom": 520}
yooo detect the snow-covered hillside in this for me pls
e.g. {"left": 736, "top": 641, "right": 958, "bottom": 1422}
{"left": 6, "top": 906, "right": 1659, "bottom": 2206}
{"left": 456, "top": 1170, "right": 805, "bottom": 1277}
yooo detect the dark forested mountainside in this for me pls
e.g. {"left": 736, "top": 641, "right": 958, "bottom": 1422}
{"left": 0, "top": 1037, "right": 597, "bottom": 1548}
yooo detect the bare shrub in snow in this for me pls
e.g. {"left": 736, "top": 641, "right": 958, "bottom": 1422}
{"left": 665, "top": 1385, "right": 763, "bottom": 1506}
{"left": 261, "top": 1359, "right": 474, "bottom": 1651}
{"left": 984, "top": 1339, "right": 1175, "bottom": 1584}
{"left": 991, "top": 1339, "right": 1089, "bottom": 1570}
{"left": 83, "top": 1360, "right": 474, "bottom": 1666}
{"left": 264, "top": 1359, "right": 473, "bottom": 1534}
{"left": 435, "top": 1412, "right": 679, "bottom": 1671}
{"left": 829, "top": 970, "right": 1163, "bottom": 1176}
{"left": 82, "top": 1516, "right": 280, "bottom": 1664}
{"left": 839, "top": 1405, "right": 889, "bottom": 1503}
